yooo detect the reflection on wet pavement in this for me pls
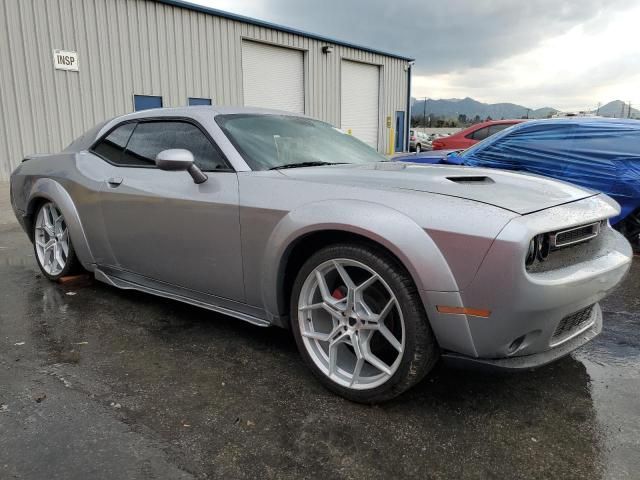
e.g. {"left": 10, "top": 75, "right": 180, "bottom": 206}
{"left": 1, "top": 225, "right": 638, "bottom": 479}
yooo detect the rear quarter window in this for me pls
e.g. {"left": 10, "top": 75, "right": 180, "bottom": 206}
{"left": 91, "top": 123, "right": 136, "bottom": 164}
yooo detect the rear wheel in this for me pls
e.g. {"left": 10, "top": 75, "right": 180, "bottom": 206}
{"left": 290, "top": 243, "right": 438, "bottom": 403}
{"left": 416, "top": 144, "right": 421, "bottom": 153}
{"left": 33, "top": 201, "right": 81, "bottom": 280}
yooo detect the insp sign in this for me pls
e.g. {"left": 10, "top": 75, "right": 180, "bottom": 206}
{"left": 53, "top": 49, "right": 79, "bottom": 72}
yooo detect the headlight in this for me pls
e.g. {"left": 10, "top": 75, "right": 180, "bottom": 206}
{"left": 525, "top": 237, "right": 537, "bottom": 267}
{"left": 526, "top": 234, "right": 550, "bottom": 268}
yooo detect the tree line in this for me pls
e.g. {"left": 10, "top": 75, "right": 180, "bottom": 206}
{"left": 411, "top": 114, "right": 495, "bottom": 128}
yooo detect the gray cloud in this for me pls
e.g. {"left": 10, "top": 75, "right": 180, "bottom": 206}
{"left": 205, "top": 0, "right": 636, "bottom": 75}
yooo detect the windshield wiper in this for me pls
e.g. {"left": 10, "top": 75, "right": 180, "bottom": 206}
{"left": 269, "top": 161, "right": 346, "bottom": 170}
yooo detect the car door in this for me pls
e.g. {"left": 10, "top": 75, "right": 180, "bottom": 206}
{"left": 92, "top": 119, "right": 245, "bottom": 303}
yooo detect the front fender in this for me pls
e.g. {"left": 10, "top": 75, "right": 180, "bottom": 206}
{"left": 27, "top": 178, "right": 96, "bottom": 271}
{"left": 261, "top": 199, "right": 459, "bottom": 318}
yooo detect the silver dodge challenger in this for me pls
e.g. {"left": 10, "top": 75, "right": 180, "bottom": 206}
{"left": 10, "top": 107, "right": 632, "bottom": 402}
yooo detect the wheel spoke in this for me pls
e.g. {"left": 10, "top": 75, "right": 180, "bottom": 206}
{"left": 302, "top": 330, "right": 331, "bottom": 341}
{"left": 355, "top": 274, "right": 378, "bottom": 293}
{"left": 378, "top": 298, "right": 396, "bottom": 323}
{"left": 363, "top": 351, "right": 392, "bottom": 376}
{"left": 378, "top": 324, "right": 403, "bottom": 352}
{"left": 299, "top": 302, "right": 325, "bottom": 312}
{"left": 43, "top": 205, "right": 56, "bottom": 236}
{"left": 350, "top": 357, "right": 365, "bottom": 387}
{"left": 43, "top": 247, "right": 52, "bottom": 268}
{"left": 54, "top": 212, "right": 64, "bottom": 234}
{"left": 327, "top": 330, "right": 349, "bottom": 376}
{"left": 43, "top": 239, "right": 56, "bottom": 253}
{"left": 44, "top": 205, "right": 54, "bottom": 227}
{"left": 315, "top": 270, "right": 332, "bottom": 302}
{"left": 333, "top": 261, "right": 356, "bottom": 311}
{"left": 302, "top": 324, "right": 341, "bottom": 342}
{"left": 60, "top": 230, "right": 69, "bottom": 256}
{"left": 54, "top": 243, "right": 65, "bottom": 270}
{"left": 358, "top": 299, "right": 374, "bottom": 318}
{"left": 333, "top": 261, "right": 356, "bottom": 289}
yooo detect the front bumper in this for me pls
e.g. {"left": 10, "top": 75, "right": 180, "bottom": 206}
{"left": 441, "top": 305, "right": 602, "bottom": 370}
{"left": 422, "top": 194, "right": 632, "bottom": 365}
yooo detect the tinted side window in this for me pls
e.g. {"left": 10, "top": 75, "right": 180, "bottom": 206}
{"left": 92, "top": 123, "right": 135, "bottom": 163}
{"left": 469, "top": 127, "right": 490, "bottom": 141}
{"left": 122, "top": 121, "right": 227, "bottom": 170}
{"left": 488, "top": 124, "right": 511, "bottom": 135}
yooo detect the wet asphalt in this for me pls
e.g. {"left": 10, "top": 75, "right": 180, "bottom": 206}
{"left": 1, "top": 191, "right": 639, "bottom": 479}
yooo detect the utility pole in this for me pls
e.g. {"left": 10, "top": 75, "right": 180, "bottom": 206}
{"left": 422, "top": 97, "right": 427, "bottom": 130}
{"left": 620, "top": 101, "right": 625, "bottom": 118}
{"left": 526, "top": 108, "right": 530, "bottom": 119}
{"left": 629, "top": 101, "right": 632, "bottom": 118}
{"left": 596, "top": 102, "right": 600, "bottom": 115}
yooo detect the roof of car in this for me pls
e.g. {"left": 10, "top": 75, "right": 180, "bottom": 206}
{"left": 94, "top": 106, "right": 306, "bottom": 141}
{"left": 513, "top": 116, "right": 640, "bottom": 128}
{"left": 451, "top": 119, "right": 524, "bottom": 136}
{"left": 115, "top": 105, "right": 301, "bottom": 121}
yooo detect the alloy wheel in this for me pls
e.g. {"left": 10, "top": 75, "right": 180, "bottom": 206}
{"left": 297, "top": 258, "right": 405, "bottom": 390}
{"left": 35, "top": 202, "right": 70, "bottom": 276}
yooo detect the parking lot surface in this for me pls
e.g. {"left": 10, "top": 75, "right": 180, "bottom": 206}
{"left": 1, "top": 185, "right": 638, "bottom": 479}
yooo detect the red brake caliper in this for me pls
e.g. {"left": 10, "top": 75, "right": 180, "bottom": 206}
{"left": 331, "top": 286, "right": 346, "bottom": 300}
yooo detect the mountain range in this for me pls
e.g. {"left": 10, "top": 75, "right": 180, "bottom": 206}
{"left": 411, "top": 97, "right": 639, "bottom": 120}
{"left": 594, "top": 100, "right": 639, "bottom": 117}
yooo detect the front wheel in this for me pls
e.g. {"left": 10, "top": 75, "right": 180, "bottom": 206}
{"left": 290, "top": 243, "right": 438, "bottom": 403}
{"left": 33, "top": 201, "right": 81, "bottom": 280}
{"left": 415, "top": 144, "right": 421, "bottom": 153}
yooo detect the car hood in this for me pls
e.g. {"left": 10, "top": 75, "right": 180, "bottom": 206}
{"left": 277, "top": 162, "right": 598, "bottom": 215}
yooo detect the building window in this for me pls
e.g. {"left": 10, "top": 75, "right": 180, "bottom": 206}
{"left": 188, "top": 97, "right": 212, "bottom": 106}
{"left": 133, "top": 95, "right": 163, "bottom": 111}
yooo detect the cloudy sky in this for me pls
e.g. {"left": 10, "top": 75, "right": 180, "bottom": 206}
{"left": 191, "top": 0, "right": 640, "bottom": 111}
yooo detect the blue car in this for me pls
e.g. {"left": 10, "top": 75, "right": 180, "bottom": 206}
{"left": 397, "top": 118, "right": 640, "bottom": 248}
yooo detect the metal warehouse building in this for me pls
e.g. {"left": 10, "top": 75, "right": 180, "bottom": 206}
{"left": 0, "top": 0, "right": 413, "bottom": 181}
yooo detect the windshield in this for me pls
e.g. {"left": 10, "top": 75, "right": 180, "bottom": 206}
{"left": 215, "top": 114, "right": 386, "bottom": 170}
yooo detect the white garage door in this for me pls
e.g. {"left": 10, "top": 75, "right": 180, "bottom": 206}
{"left": 341, "top": 60, "right": 380, "bottom": 148}
{"left": 242, "top": 41, "right": 304, "bottom": 114}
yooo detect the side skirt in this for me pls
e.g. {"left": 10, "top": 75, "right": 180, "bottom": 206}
{"left": 94, "top": 266, "right": 271, "bottom": 328}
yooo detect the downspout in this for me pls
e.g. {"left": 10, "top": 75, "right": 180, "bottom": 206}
{"left": 405, "top": 61, "right": 413, "bottom": 152}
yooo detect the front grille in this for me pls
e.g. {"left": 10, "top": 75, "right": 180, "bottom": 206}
{"left": 551, "top": 305, "right": 595, "bottom": 345}
{"left": 552, "top": 222, "right": 601, "bottom": 249}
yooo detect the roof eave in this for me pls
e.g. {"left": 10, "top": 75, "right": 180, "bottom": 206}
{"left": 152, "top": 0, "right": 414, "bottom": 62}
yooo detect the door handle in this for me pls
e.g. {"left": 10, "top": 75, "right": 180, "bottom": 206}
{"left": 107, "top": 177, "right": 123, "bottom": 187}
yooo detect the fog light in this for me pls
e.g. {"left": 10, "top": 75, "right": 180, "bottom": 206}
{"left": 507, "top": 335, "right": 525, "bottom": 354}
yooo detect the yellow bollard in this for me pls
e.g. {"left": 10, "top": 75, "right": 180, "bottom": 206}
{"left": 388, "top": 128, "right": 395, "bottom": 156}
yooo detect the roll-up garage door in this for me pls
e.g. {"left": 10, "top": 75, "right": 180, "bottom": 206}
{"left": 242, "top": 41, "right": 304, "bottom": 114}
{"left": 341, "top": 60, "right": 380, "bottom": 148}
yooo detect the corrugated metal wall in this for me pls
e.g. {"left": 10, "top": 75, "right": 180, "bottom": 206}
{"left": 0, "top": 0, "right": 409, "bottom": 180}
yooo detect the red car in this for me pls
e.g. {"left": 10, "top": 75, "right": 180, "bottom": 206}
{"left": 432, "top": 120, "right": 524, "bottom": 150}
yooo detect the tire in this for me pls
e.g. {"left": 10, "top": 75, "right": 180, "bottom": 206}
{"left": 33, "top": 201, "right": 82, "bottom": 281}
{"left": 290, "top": 243, "right": 438, "bottom": 403}
{"left": 416, "top": 144, "right": 421, "bottom": 153}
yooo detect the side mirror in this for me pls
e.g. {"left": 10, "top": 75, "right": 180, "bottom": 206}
{"left": 155, "top": 149, "right": 208, "bottom": 184}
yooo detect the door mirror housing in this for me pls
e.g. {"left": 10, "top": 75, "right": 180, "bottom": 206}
{"left": 155, "top": 149, "right": 208, "bottom": 184}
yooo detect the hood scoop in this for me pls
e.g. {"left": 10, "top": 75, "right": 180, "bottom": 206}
{"left": 446, "top": 175, "right": 495, "bottom": 185}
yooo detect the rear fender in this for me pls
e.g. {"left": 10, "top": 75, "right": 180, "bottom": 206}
{"left": 27, "top": 178, "right": 96, "bottom": 271}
